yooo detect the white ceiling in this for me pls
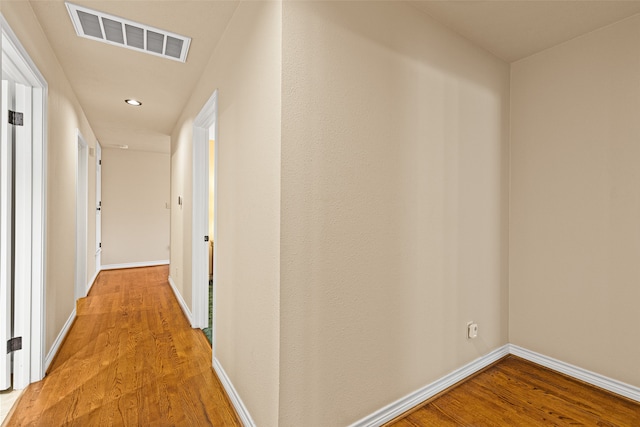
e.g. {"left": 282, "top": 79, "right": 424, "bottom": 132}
{"left": 27, "top": 1, "right": 640, "bottom": 152}
{"left": 410, "top": 1, "right": 640, "bottom": 63}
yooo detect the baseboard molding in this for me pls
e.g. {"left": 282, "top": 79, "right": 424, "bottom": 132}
{"left": 86, "top": 269, "right": 100, "bottom": 295}
{"left": 350, "top": 343, "right": 640, "bottom": 426}
{"left": 509, "top": 344, "right": 640, "bottom": 403}
{"left": 167, "top": 275, "right": 193, "bottom": 326}
{"left": 348, "top": 344, "right": 510, "bottom": 427}
{"left": 213, "top": 358, "right": 256, "bottom": 427}
{"left": 44, "top": 307, "right": 76, "bottom": 373}
{"left": 101, "top": 260, "right": 169, "bottom": 271}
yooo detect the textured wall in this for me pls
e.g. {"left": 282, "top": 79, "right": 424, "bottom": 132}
{"left": 101, "top": 148, "right": 170, "bottom": 266}
{"left": 510, "top": 14, "right": 640, "bottom": 387}
{"left": 169, "top": 2, "right": 281, "bottom": 425}
{"left": 280, "top": 2, "right": 510, "bottom": 425}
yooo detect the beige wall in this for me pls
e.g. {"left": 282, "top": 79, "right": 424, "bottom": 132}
{"left": 280, "top": 2, "right": 510, "bottom": 425}
{"left": 2, "top": 2, "right": 98, "bottom": 352}
{"left": 101, "top": 148, "right": 170, "bottom": 266}
{"left": 170, "top": 2, "right": 281, "bottom": 425}
{"left": 510, "top": 15, "right": 640, "bottom": 387}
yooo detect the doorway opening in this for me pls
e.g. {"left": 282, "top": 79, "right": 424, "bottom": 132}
{"left": 0, "top": 14, "right": 48, "bottom": 393}
{"left": 202, "top": 126, "right": 216, "bottom": 343}
{"left": 192, "top": 90, "right": 218, "bottom": 357}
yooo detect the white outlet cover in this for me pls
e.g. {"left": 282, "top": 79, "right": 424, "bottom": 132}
{"left": 468, "top": 322, "right": 479, "bottom": 339}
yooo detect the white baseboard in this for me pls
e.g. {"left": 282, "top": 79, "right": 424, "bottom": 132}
{"left": 213, "top": 358, "right": 256, "bottom": 427}
{"left": 167, "top": 275, "right": 193, "bottom": 326}
{"left": 509, "top": 344, "right": 640, "bottom": 403}
{"left": 101, "top": 260, "right": 169, "bottom": 270}
{"left": 44, "top": 307, "right": 76, "bottom": 373}
{"left": 348, "top": 345, "right": 511, "bottom": 427}
{"left": 86, "top": 269, "right": 100, "bottom": 295}
{"left": 351, "top": 343, "right": 640, "bottom": 427}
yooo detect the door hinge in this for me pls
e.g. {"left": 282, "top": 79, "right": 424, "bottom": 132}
{"left": 8, "top": 110, "right": 24, "bottom": 126}
{"left": 99, "top": 242, "right": 102, "bottom": 248}
{"left": 204, "top": 235, "right": 209, "bottom": 242}
{"left": 7, "top": 337, "right": 22, "bottom": 353}
{"left": 99, "top": 160, "right": 102, "bottom": 165}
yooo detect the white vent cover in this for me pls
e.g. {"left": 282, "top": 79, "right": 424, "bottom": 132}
{"left": 66, "top": 3, "right": 191, "bottom": 63}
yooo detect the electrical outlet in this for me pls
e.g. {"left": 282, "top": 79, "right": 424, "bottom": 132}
{"left": 467, "top": 322, "right": 478, "bottom": 339}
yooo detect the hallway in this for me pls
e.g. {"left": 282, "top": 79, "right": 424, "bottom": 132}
{"left": 4, "top": 267, "right": 240, "bottom": 426}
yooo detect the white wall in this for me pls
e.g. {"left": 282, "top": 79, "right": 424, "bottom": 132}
{"left": 170, "top": 2, "right": 281, "bottom": 425}
{"left": 280, "top": 2, "right": 510, "bottom": 425}
{"left": 510, "top": 14, "right": 640, "bottom": 388}
{"left": 101, "top": 148, "right": 170, "bottom": 266}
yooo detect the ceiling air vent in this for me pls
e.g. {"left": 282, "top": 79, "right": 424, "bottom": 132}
{"left": 66, "top": 3, "right": 191, "bottom": 63}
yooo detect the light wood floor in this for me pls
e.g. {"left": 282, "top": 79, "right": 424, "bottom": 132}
{"left": 5, "top": 267, "right": 640, "bottom": 426}
{"left": 387, "top": 355, "right": 640, "bottom": 426}
{"left": 5, "top": 266, "right": 240, "bottom": 426}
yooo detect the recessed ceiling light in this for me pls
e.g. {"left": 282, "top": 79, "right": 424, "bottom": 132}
{"left": 125, "top": 99, "right": 142, "bottom": 106}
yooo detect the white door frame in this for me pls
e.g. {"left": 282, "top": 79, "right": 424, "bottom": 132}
{"left": 95, "top": 141, "right": 102, "bottom": 272}
{"left": 75, "top": 130, "right": 88, "bottom": 301}
{"left": 192, "top": 91, "right": 218, "bottom": 351}
{"left": 0, "top": 79, "right": 16, "bottom": 391}
{"left": 1, "top": 14, "right": 48, "bottom": 386}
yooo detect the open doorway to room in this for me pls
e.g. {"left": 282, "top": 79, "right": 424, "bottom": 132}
{"left": 192, "top": 90, "right": 218, "bottom": 357}
{"left": 95, "top": 141, "right": 102, "bottom": 272}
{"left": 203, "top": 127, "right": 216, "bottom": 343}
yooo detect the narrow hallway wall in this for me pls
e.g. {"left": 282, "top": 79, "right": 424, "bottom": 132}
{"left": 2, "top": 3, "right": 99, "bottom": 355}
{"left": 170, "top": 2, "right": 281, "bottom": 425}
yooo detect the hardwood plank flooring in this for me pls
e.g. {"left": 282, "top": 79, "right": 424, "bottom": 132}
{"left": 387, "top": 355, "right": 640, "bottom": 427}
{"left": 5, "top": 266, "right": 240, "bottom": 427}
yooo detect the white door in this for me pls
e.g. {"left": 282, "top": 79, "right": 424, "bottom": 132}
{"left": 2, "top": 18, "right": 48, "bottom": 387}
{"left": 1, "top": 79, "right": 33, "bottom": 390}
{"left": 13, "top": 80, "right": 33, "bottom": 389}
{"left": 0, "top": 80, "right": 15, "bottom": 390}
{"left": 95, "top": 142, "right": 102, "bottom": 271}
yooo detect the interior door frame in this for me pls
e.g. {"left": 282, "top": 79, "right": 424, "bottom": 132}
{"left": 192, "top": 90, "right": 218, "bottom": 347}
{"left": 75, "top": 130, "right": 88, "bottom": 301}
{"left": 1, "top": 13, "right": 48, "bottom": 386}
{"left": 95, "top": 141, "right": 102, "bottom": 272}
{"left": 0, "top": 78, "right": 16, "bottom": 391}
